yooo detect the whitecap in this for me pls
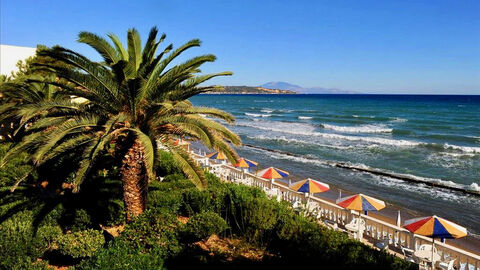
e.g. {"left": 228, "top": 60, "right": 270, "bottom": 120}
{"left": 468, "top": 183, "right": 480, "bottom": 192}
{"left": 245, "top": 113, "right": 271, "bottom": 117}
{"left": 443, "top": 143, "right": 480, "bottom": 154}
{"left": 261, "top": 109, "right": 274, "bottom": 113}
{"left": 236, "top": 120, "right": 418, "bottom": 147}
{"left": 390, "top": 117, "right": 408, "bottom": 123}
{"left": 321, "top": 123, "right": 393, "bottom": 133}
{"left": 298, "top": 116, "right": 313, "bottom": 120}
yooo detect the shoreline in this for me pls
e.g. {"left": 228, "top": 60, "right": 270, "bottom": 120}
{"left": 243, "top": 143, "right": 480, "bottom": 197}
{"left": 272, "top": 179, "right": 480, "bottom": 254}
{"left": 192, "top": 144, "right": 480, "bottom": 255}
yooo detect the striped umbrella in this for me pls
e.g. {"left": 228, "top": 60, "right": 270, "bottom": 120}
{"left": 234, "top": 158, "right": 258, "bottom": 169}
{"left": 404, "top": 215, "right": 467, "bottom": 267}
{"left": 173, "top": 138, "right": 190, "bottom": 146}
{"left": 336, "top": 193, "right": 386, "bottom": 212}
{"left": 336, "top": 194, "right": 386, "bottom": 240}
{"left": 256, "top": 167, "right": 289, "bottom": 180}
{"left": 206, "top": 151, "right": 228, "bottom": 160}
{"left": 289, "top": 178, "right": 330, "bottom": 194}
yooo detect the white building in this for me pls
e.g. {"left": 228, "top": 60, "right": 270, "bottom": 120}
{"left": 0, "top": 44, "right": 37, "bottom": 76}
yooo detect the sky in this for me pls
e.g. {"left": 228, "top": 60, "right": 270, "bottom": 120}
{"left": 1, "top": 0, "right": 479, "bottom": 94}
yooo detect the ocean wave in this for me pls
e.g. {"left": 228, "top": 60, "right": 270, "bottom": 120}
{"left": 443, "top": 143, "right": 480, "bottom": 154}
{"left": 245, "top": 113, "right": 271, "bottom": 117}
{"left": 321, "top": 123, "right": 393, "bottom": 133}
{"left": 298, "top": 116, "right": 313, "bottom": 120}
{"left": 261, "top": 109, "right": 274, "bottom": 113}
{"left": 390, "top": 117, "right": 408, "bottom": 123}
{"left": 246, "top": 134, "right": 354, "bottom": 150}
{"left": 243, "top": 144, "right": 479, "bottom": 196}
{"left": 469, "top": 183, "right": 480, "bottom": 192}
{"left": 237, "top": 120, "right": 480, "bottom": 154}
{"left": 236, "top": 120, "right": 419, "bottom": 146}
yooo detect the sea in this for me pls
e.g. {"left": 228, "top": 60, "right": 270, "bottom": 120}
{"left": 190, "top": 94, "right": 480, "bottom": 238}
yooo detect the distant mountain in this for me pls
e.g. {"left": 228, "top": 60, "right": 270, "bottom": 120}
{"left": 208, "top": 86, "right": 296, "bottom": 94}
{"left": 260, "top": 81, "right": 358, "bottom": 94}
{"left": 260, "top": 82, "right": 303, "bottom": 91}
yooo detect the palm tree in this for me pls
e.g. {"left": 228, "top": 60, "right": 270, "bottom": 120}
{"left": 0, "top": 74, "right": 66, "bottom": 141}
{"left": 1, "top": 27, "right": 240, "bottom": 221}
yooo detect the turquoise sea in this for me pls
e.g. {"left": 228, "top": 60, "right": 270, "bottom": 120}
{"left": 190, "top": 94, "right": 480, "bottom": 236}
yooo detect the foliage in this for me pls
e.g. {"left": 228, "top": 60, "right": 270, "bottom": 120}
{"left": 118, "top": 208, "right": 183, "bottom": 258}
{"left": 0, "top": 210, "right": 62, "bottom": 270}
{"left": 1, "top": 27, "right": 241, "bottom": 222}
{"left": 56, "top": 229, "right": 105, "bottom": 259}
{"left": 182, "top": 211, "right": 228, "bottom": 242}
{"left": 77, "top": 241, "right": 165, "bottom": 270}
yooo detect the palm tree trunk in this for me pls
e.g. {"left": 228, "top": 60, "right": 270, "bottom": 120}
{"left": 120, "top": 139, "right": 148, "bottom": 221}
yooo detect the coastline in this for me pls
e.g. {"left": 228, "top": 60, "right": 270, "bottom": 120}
{"left": 272, "top": 179, "right": 480, "bottom": 254}
{"left": 194, "top": 143, "right": 480, "bottom": 255}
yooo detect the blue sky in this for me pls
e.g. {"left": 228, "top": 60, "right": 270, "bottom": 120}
{"left": 1, "top": 0, "right": 479, "bottom": 94}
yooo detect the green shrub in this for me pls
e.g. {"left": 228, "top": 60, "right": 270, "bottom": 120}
{"left": 60, "top": 208, "right": 93, "bottom": 232}
{"left": 119, "top": 208, "right": 182, "bottom": 258}
{"left": 77, "top": 240, "right": 165, "bottom": 270}
{"left": 0, "top": 210, "right": 62, "bottom": 269}
{"left": 183, "top": 211, "right": 228, "bottom": 242}
{"left": 156, "top": 150, "right": 181, "bottom": 177}
{"left": 56, "top": 229, "right": 105, "bottom": 259}
{"left": 182, "top": 188, "right": 212, "bottom": 215}
{"left": 148, "top": 189, "right": 183, "bottom": 213}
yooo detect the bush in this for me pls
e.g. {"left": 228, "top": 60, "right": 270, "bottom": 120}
{"left": 56, "top": 229, "right": 105, "bottom": 259}
{"left": 77, "top": 240, "right": 165, "bottom": 270}
{"left": 148, "top": 189, "right": 183, "bottom": 213}
{"left": 0, "top": 210, "right": 62, "bottom": 269}
{"left": 183, "top": 211, "right": 228, "bottom": 242}
{"left": 119, "top": 208, "right": 182, "bottom": 258}
{"left": 156, "top": 150, "right": 181, "bottom": 177}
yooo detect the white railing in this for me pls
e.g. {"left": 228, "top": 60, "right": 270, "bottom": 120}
{"left": 191, "top": 152, "right": 480, "bottom": 269}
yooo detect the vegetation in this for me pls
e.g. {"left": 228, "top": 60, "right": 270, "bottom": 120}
{"left": 0, "top": 27, "right": 416, "bottom": 269}
{"left": 1, "top": 27, "right": 240, "bottom": 221}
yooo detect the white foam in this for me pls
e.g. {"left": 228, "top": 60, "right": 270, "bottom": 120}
{"left": 443, "top": 143, "right": 480, "bottom": 154}
{"left": 236, "top": 120, "right": 419, "bottom": 147}
{"left": 390, "top": 117, "right": 408, "bottom": 123}
{"left": 245, "top": 113, "right": 271, "bottom": 118}
{"left": 468, "top": 183, "right": 480, "bottom": 192}
{"left": 322, "top": 123, "right": 393, "bottom": 133}
{"left": 261, "top": 109, "right": 274, "bottom": 113}
{"left": 352, "top": 115, "right": 359, "bottom": 118}
{"left": 247, "top": 134, "right": 353, "bottom": 150}
{"left": 298, "top": 116, "right": 313, "bottom": 120}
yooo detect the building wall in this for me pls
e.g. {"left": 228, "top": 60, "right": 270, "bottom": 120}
{"left": 0, "top": 44, "right": 37, "bottom": 76}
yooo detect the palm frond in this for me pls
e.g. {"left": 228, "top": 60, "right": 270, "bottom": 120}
{"left": 78, "top": 32, "right": 119, "bottom": 64}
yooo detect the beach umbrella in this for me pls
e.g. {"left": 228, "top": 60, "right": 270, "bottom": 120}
{"left": 403, "top": 215, "right": 467, "bottom": 268}
{"left": 290, "top": 178, "right": 330, "bottom": 203}
{"left": 234, "top": 158, "right": 258, "bottom": 171}
{"left": 206, "top": 151, "right": 228, "bottom": 161}
{"left": 256, "top": 167, "right": 289, "bottom": 179}
{"left": 336, "top": 194, "right": 386, "bottom": 240}
{"left": 173, "top": 138, "right": 190, "bottom": 151}
{"left": 173, "top": 138, "right": 190, "bottom": 146}
{"left": 289, "top": 178, "right": 330, "bottom": 194}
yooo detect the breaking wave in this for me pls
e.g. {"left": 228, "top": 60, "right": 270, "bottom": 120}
{"left": 321, "top": 123, "right": 393, "bottom": 133}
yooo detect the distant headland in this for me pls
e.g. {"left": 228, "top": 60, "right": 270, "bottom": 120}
{"left": 207, "top": 81, "right": 358, "bottom": 94}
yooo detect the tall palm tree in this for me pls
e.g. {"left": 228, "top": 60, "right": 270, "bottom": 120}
{"left": 0, "top": 74, "right": 66, "bottom": 141}
{"left": 1, "top": 27, "right": 240, "bottom": 221}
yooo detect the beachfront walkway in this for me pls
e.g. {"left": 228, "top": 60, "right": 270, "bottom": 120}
{"left": 190, "top": 150, "right": 480, "bottom": 270}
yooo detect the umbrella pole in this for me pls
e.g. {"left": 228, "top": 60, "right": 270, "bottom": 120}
{"left": 358, "top": 211, "right": 362, "bottom": 241}
{"left": 431, "top": 238, "right": 435, "bottom": 269}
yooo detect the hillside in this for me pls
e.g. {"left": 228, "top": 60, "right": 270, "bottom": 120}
{"left": 260, "top": 81, "right": 358, "bottom": 94}
{"left": 209, "top": 85, "right": 297, "bottom": 94}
